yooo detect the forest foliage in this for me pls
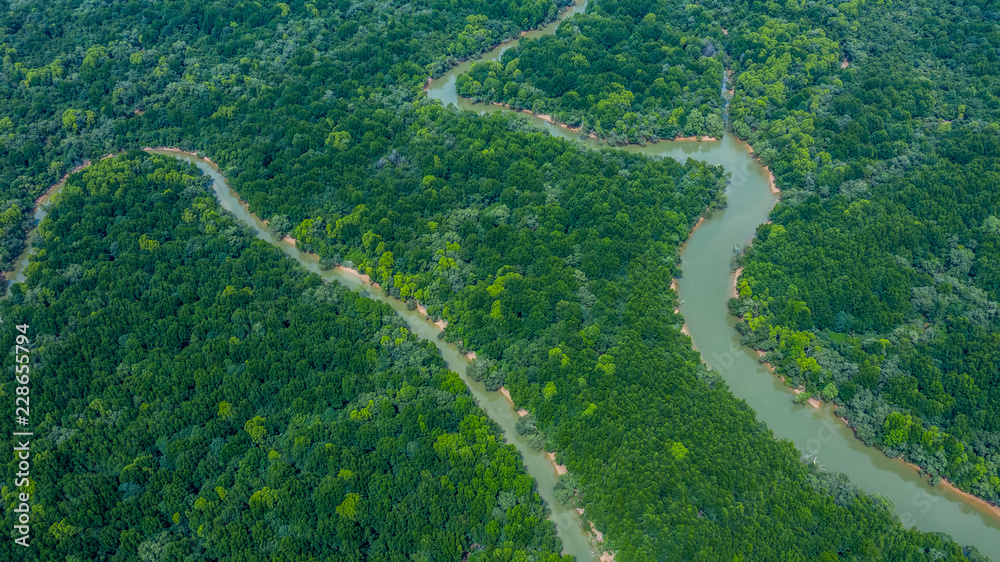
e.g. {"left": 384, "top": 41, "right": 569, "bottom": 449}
{"left": 0, "top": 153, "right": 570, "bottom": 561}
{"left": 493, "top": 0, "right": 1000, "bottom": 512}
{"left": 458, "top": 3, "right": 726, "bottom": 144}
{"left": 0, "top": 0, "right": 991, "bottom": 559}
{"left": 678, "top": 0, "right": 1000, "bottom": 506}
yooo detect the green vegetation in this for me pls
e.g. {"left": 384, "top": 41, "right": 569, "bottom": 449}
{"left": 459, "top": 1, "right": 725, "bottom": 144}
{"left": 457, "top": 0, "right": 1000, "bottom": 517}
{"left": 0, "top": 0, "right": 992, "bottom": 559}
{"left": 0, "top": 153, "right": 569, "bottom": 560}
{"left": 657, "top": 0, "right": 1000, "bottom": 505}
{"left": 0, "top": 0, "right": 564, "bottom": 271}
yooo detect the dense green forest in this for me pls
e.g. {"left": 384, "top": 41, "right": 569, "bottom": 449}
{"left": 457, "top": 3, "right": 725, "bottom": 144}
{"left": 0, "top": 153, "right": 571, "bottom": 560}
{"left": 0, "top": 0, "right": 993, "bottom": 559}
{"left": 687, "top": 0, "right": 1000, "bottom": 506}
{"left": 0, "top": 0, "right": 566, "bottom": 269}
{"left": 481, "top": 0, "right": 1000, "bottom": 510}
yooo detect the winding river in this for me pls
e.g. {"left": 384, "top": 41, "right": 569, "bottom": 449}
{"left": 425, "top": 0, "right": 1000, "bottom": 558}
{"left": 4, "top": 0, "right": 999, "bottom": 558}
{"left": 145, "top": 154, "right": 602, "bottom": 560}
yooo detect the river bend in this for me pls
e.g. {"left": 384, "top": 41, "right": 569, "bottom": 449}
{"left": 4, "top": 0, "right": 999, "bottom": 557}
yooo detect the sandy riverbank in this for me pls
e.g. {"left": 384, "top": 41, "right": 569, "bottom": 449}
{"left": 768, "top": 354, "right": 1000, "bottom": 521}
{"left": 2, "top": 160, "right": 96, "bottom": 282}
{"left": 499, "top": 386, "right": 514, "bottom": 404}
{"left": 142, "top": 146, "right": 218, "bottom": 167}
{"left": 545, "top": 452, "right": 568, "bottom": 475}
{"left": 766, "top": 348, "right": 1000, "bottom": 520}
{"left": 489, "top": 102, "right": 600, "bottom": 139}
{"left": 35, "top": 160, "right": 92, "bottom": 207}
{"left": 484, "top": 102, "right": 720, "bottom": 145}
{"left": 335, "top": 262, "right": 371, "bottom": 284}
{"left": 755, "top": 350, "right": 780, "bottom": 378}
{"left": 900, "top": 460, "right": 1000, "bottom": 519}
{"left": 498, "top": 386, "right": 529, "bottom": 417}
{"left": 738, "top": 140, "right": 781, "bottom": 194}
{"left": 575, "top": 509, "right": 615, "bottom": 561}
{"left": 758, "top": 350, "right": 822, "bottom": 409}
{"left": 939, "top": 478, "right": 1000, "bottom": 519}
{"left": 671, "top": 135, "right": 718, "bottom": 142}
{"left": 333, "top": 262, "right": 386, "bottom": 290}
{"left": 415, "top": 303, "right": 448, "bottom": 329}
{"left": 790, "top": 386, "right": 823, "bottom": 409}
{"left": 732, "top": 267, "right": 743, "bottom": 298}
{"left": 498, "top": 386, "right": 569, "bottom": 480}
{"left": 282, "top": 241, "right": 452, "bottom": 348}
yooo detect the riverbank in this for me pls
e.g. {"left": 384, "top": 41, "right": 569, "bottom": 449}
{"left": 2, "top": 159, "right": 96, "bottom": 284}
{"left": 791, "top": 386, "right": 823, "bottom": 409}
{"left": 743, "top": 282, "right": 1000, "bottom": 518}
{"left": 145, "top": 148, "right": 601, "bottom": 559}
{"left": 148, "top": 148, "right": 455, "bottom": 336}
{"left": 763, "top": 344, "right": 1000, "bottom": 520}
{"left": 274, "top": 234, "right": 454, "bottom": 331}
{"left": 494, "top": 384, "right": 614, "bottom": 559}
{"left": 485, "top": 102, "right": 600, "bottom": 139}
{"left": 672, "top": 135, "right": 719, "bottom": 142}
{"left": 5, "top": 148, "right": 214, "bottom": 286}
{"left": 415, "top": 303, "right": 448, "bottom": 329}
{"left": 142, "top": 146, "right": 217, "bottom": 167}
{"left": 423, "top": 0, "right": 583, "bottom": 92}
{"left": 936, "top": 474, "right": 1000, "bottom": 520}
{"left": 333, "top": 261, "right": 378, "bottom": 288}
{"left": 573, "top": 509, "right": 615, "bottom": 562}
{"left": 737, "top": 138, "right": 780, "bottom": 194}
{"left": 756, "top": 349, "right": 825, "bottom": 409}
{"left": 482, "top": 101, "right": 721, "bottom": 144}
{"left": 37, "top": 160, "right": 90, "bottom": 206}
{"left": 673, "top": 216, "right": 709, "bottom": 338}
{"left": 277, "top": 237, "right": 452, "bottom": 329}
{"left": 424, "top": 29, "right": 530, "bottom": 90}
{"left": 499, "top": 395, "right": 573, "bottom": 490}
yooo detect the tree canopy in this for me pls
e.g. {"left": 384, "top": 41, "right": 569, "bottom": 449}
{"left": 0, "top": 0, "right": 991, "bottom": 559}
{"left": 0, "top": 153, "right": 570, "bottom": 561}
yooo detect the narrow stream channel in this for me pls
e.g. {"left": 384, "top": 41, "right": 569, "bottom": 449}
{"left": 3, "top": 0, "right": 998, "bottom": 557}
